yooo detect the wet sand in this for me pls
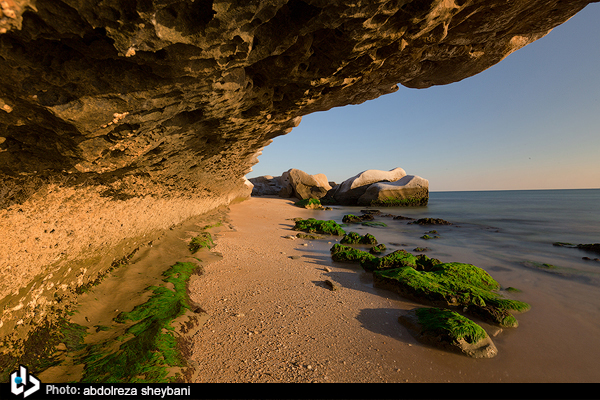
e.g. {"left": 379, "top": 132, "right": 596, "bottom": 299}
{"left": 188, "top": 196, "right": 600, "bottom": 384}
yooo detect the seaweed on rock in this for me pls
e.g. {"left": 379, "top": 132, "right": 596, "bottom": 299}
{"left": 330, "top": 244, "right": 376, "bottom": 264}
{"left": 374, "top": 263, "right": 530, "bottom": 327}
{"left": 293, "top": 218, "right": 346, "bottom": 236}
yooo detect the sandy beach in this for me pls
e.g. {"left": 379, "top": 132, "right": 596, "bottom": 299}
{"left": 186, "top": 196, "right": 600, "bottom": 384}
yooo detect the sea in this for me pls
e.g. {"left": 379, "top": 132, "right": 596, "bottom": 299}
{"left": 305, "top": 188, "right": 600, "bottom": 381}
{"left": 320, "top": 188, "right": 600, "bottom": 286}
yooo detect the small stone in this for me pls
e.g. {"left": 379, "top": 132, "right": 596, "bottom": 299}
{"left": 324, "top": 279, "right": 340, "bottom": 291}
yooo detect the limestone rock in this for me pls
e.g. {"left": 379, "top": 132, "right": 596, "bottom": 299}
{"left": 358, "top": 175, "right": 429, "bottom": 206}
{"left": 280, "top": 168, "right": 332, "bottom": 200}
{"left": 331, "top": 167, "right": 428, "bottom": 206}
{"left": 249, "top": 175, "right": 286, "bottom": 196}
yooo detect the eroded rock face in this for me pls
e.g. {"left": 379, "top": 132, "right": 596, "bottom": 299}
{"left": 0, "top": 0, "right": 597, "bottom": 336}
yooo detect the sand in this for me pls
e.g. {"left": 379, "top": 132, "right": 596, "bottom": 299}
{"left": 187, "top": 196, "right": 600, "bottom": 386}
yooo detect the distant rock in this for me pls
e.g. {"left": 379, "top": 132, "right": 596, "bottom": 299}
{"left": 249, "top": 175, "right": 286, "bottom": 196}
{"left": 360, "top": 175, "right": 429, "bottom": 206}
{"left": 411, "top": 218, "right": 452, "bottom": 225}
{"left": 250, "top": 169, "right": 331, "bottom": 200}
{"left": 330, "top": 168, "right": 428, "bottom": 206}
{"left": 280, "top": 168, "right": 332, "bottom": 200}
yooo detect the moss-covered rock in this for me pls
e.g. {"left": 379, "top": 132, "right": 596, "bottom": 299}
{"left": 399, "top": 308, "right": 497, "bottom": 358}
{"left": 293, "top": 218, "right": 346, "bottom": 236}
{"left": 360, "top": 221, "right": 387, "bottom": 227}
{"left": 340, "top": 231, "right": 362, "bottom": 244}
{"left": 370, "top": 243, "right": 387, "bottom": 254}
{"left": 330, "top": 243, "right": 376, "bottom": 264}
{"left": 342, "top": 214, "right": 375, "bottom": 223}
{"left": 412, "top": 218, "right": 453, "bottom": 225}
{"left": 361, "top": 249, "right": 419, "bottom": 271}
{"left": 373, "top": 263, "right": 530, "bottom": 327}
{"left": 340, "top": 232, "right": 378, "bottom": 245}
{"left": 295, "top": 198, "right": 325, "bottom": 209}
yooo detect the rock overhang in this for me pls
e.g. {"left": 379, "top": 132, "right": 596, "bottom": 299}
{"left": 0, "top": 0, "right": 598, "bottom": 335}
{"left": 0, "top": 0, "right": 596, "bottom": 192}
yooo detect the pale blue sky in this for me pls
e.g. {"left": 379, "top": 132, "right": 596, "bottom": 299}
{"left": 248, "top": 4, "right": 600, "bottom": 192}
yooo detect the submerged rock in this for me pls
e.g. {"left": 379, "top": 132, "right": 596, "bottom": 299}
{"left": 399, "top": 308, "right": 498, "bottom": 359}
{"left": 342, "top": 214, "right": 375, "bottom": 223}
{"left": 340, "top": 232, "right": 378, "bottom": 245}
{"left": 411, "top": 218, "right": 453, "bottom": 225}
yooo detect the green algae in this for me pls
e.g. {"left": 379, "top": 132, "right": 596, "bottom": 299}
{"left": 189, "top": 232, "right": 213, "bottom": 253}
{"left": 340, "top": 232, "right": 378, "bottom": 245}
{"left": 293, "top": 218, "right": 346, "bottom": 236}
{"left": 342, "top": 214, "right": 363, "bottom": 223}
{"left": 370, "top": 243, "right": 387, "bottom": 254}
{"left": 361, "top": 249, "right": 420, "bottom": 271}
{"left": 295, "top": 198, "right": 322, "bottom": 208}
{"left": 78, "top": 261, "right": 199, "bottom": 383}
{"left": 360, "top": 221, "right": 387, "bottom": 227}
{"left": 330, "top": 244, "right": 377, "bottom": 264}
{"left": 415, "top": 307, "right": 488, "bottom": 344}
{"left": 374, "top": 263, "right": 530, "bottom": 327}
{"left": 370, "top": 196, "right": 428, "bottom": 207}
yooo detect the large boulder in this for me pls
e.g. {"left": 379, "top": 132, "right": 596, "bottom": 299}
{"left": 249, "top": 169, "right": 332, "bottom": 200}
{"left": 331, "top": 167, "right": 428, "bottom": 206}
{"left": 332, "top": 167, "right": 407, "bottom": 204}
{"left": 279, "top": 168, "right": 332, "bottom": 200}
{"left": 358, "top": 175, "right": 429, "bottom": 206}
{"left": 249, "top": 175, "right": 285, "bottom": 196}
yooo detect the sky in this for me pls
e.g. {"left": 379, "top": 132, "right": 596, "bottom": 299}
{"left": 247, "top": 4, "right": 600, "bottom": 192}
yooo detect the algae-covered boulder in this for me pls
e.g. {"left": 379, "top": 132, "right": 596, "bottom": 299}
{"left": 373, "top": 263, "right": 530, "bottom": 327}
{"left": 294, "top": 198, "right": 325, "bottom": 210}
{"left": 399, "top": 308, "right": 498, "bottom": 358}
{"left": 293, "top": 218, "right": 345, "bottom": 236}
{"left": 342, "top": 214, "right": 375, "bottom": 223}
{"left": 340, "top": 232, "right": 378, "bottom": 245}
{"left": 370, "top": 244, "right": 387, "bottom": 254}
{"left": 330, "top": 244, "right": 376, "bottom": 264}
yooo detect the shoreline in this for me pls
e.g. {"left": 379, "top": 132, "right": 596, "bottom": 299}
{"left": 187, "top": 196, "right": 600, "bottom": 383}
{"left": 4, "top": 195, "right": 599, "bottom": 384}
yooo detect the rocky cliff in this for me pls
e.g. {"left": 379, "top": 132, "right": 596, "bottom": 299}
{"left": 0, "top": 0, "right": 597, "bottom": 337}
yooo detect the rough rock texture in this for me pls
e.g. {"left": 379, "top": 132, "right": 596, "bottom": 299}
{"left": 279, "top": 168, "right": 332, "bottom": 200}
{"left": 399, "top": 308, "right": 498, "bottom": 358}
{"left": 330, "top": 167, "right": 428, "bottom": 205}
{"left": 332, "top": 167, "right": 408, "bottom": 204}
{"left": 250, "top": 168, "right": 331, "bottom": 199}
{"left": 249, "top": 175, "right": 285, "bottom": 196}
{"left": 0, "top": 0, "right": 597, "bottom": 337}
{"left": 359, "top": 174, "right": 429, "bottom": 206}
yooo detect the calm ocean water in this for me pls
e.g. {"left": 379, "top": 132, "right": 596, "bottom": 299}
{"left": 298, "top": 189, "right": 600, "bottom": 380}
{"left": 315, "top": 188, "right": 600, "bottom": 286}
